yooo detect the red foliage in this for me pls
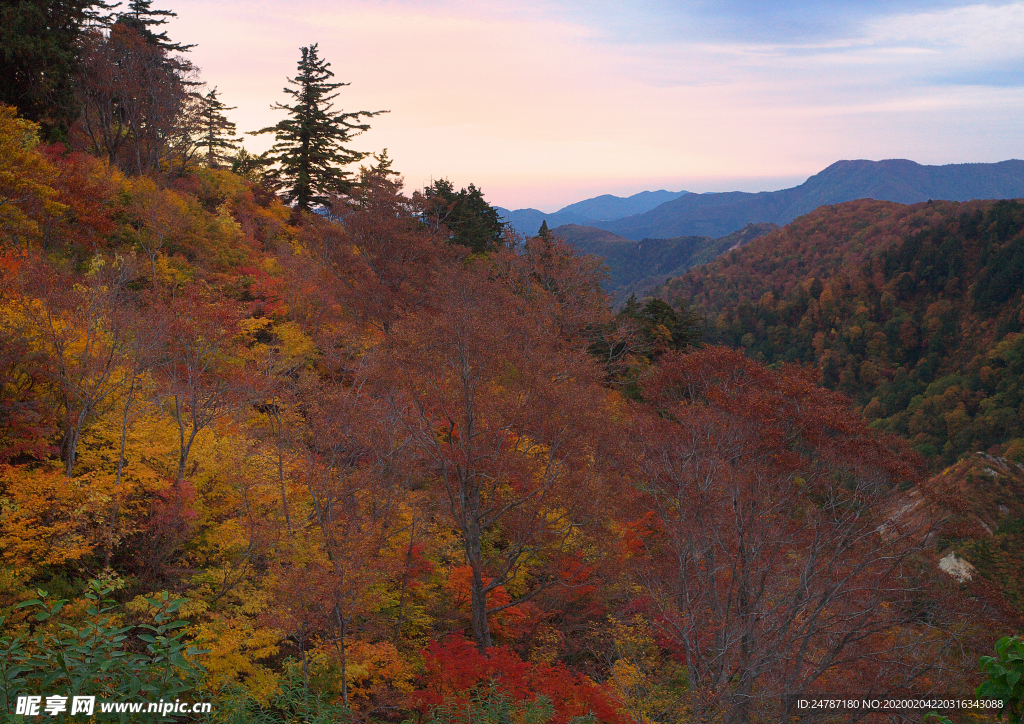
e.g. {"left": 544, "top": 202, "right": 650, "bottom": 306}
{"left": 413, "top": 635, "right": 626, "bottom": 724}
{"left": 626, "top": 346, "right": 957, "bottom": 721}
{"left": 40, "top": 145, "right": 121, "bottom": 251}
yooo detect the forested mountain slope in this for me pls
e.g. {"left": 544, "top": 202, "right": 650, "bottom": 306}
{"left": 3, "top": 3, "right": 1022, "bottom": 712}
{"left": 660, "top": 198, "right": 1024, "bottom": 466}
{"left": 555, "top": 222, "right": 776, "bottom": 302}
{"left": 2, "top": 104, "right": 1015, "bottom": 722}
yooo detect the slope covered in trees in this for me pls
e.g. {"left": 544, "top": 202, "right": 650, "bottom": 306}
{"left": 660, "top": 198, "right": 1024, "bottom": 467}
{"left": 556, "top": 222, "right": 776, "bottom": 302}
{"left": 1, "top": 4, "right": 1021, "bottom": 718}
{"left": 1, "top": 107, "right": 1014, "bottom": 722}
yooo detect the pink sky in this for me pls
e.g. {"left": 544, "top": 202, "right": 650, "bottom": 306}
{"left": 171, "top": 0, "right": 1024, "bottom": 211}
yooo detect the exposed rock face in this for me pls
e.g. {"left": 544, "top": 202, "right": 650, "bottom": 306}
{"left": 938, "top": 552, "right": 976, "bottom": 582}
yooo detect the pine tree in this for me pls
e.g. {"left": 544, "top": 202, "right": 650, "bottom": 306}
{"left": 199, "top": 87, "right": 239, "bottom": 167}
{"left": 253, "top": 44, "right": 387, "bottom": 212}
{"left": 117, "top": 0, "right": 194, "bottom": 53}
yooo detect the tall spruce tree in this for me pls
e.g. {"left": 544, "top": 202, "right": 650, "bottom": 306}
{"left": 199, "top": 87, "right": 239, "bottom": 167}
{"left": 253, "top": 44, "right": 386, "bottom": 212}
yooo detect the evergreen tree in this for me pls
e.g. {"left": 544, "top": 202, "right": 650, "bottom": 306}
{"left": 363, "top": 148, "right": 399, "bottom": 180}
{"left": 421, "top": 179, "right": 506, "bottom": 254}
{"left": 230, "top": 147, "right": 270, "bottom": 181}
{"left": 117, "top": 0, "right": 194, "bottom": 53}
{"left": 199, "top": 87, "right": 239, "bottom": 167}
{"left": 253, "top": 44, "right": 387, "bottom": 212}
{"left": 538, "top": 220, "right": 550, "bottom": 239}
{"left": 0, "top": 0, "right": 115, "bottom": 139}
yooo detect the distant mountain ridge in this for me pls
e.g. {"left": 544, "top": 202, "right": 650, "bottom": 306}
{"left": 496, "top": 189, "right": 688, "bottom": 236}
{"left": 593, "top": 159, "right": 1024, "bottom": 240}
{"left": 553, "top": 222, "right": 776, "bottom": 303}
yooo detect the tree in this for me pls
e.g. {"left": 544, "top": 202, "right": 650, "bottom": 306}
{"left": 15, "top": 253, "right": 137, "bottom": 478}
{"left": 0, "top": 0, "right": 115, "bottom": 140}
{"left": 419, "top": 179, "right": 506, "bottom": 254}
{"left": 0, "top": 106, "right": 65, "bottom": 246}
{"left": 156, "top": 288, "right": 241, "bottom": 486}
{"left": 74, "top": 22, "right": 196, "bottom": 175}
{"left": 198, "top": 87, "right": 240, "bottom": 167}
{"left": 376, "top": 265, "right": 610, "bottom": 651}
{"left": 627, "top": 346, "right": 957, "bottom": 723}
{"left": 300, "top": 164, "right": 457, "bottom": 334}
{"left": 253, "top": 44, "right": 386, "bottom": 212}
{"left": 117, "top": 0, "right": 194, "bottom": 54}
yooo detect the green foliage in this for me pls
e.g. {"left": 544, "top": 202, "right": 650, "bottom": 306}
{"left": 411, "top": 682, "right": 597, "bottom": 724}
{"left": 213, "top": 662, "right": 351, "bottom": 724}
{"left": 0, "top": 581, "right": 206, "bottom": 722}
{"left": 620, "top": 296, "right": 702, "bottom": 355}
{"left": 0, "top": 0, "right": 114, "bottom": 139}
{"left": 421, "top": 178, "right": 506, "bottom": 254}
{"left": 977, "top": 635, "right": 1024, "bottom": 724}
{"left": 253, "top": 44, "right": 386, "bottom": 212}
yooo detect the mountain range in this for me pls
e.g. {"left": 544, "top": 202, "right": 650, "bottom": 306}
{"left": 500, "top": 159, "right": 1024, "bottom": 242}
{"left": 496, "top": 189, "right": 687, "bottom": 236}
{"left": 592, "top": 159, "right": 1024, "bottom": 239}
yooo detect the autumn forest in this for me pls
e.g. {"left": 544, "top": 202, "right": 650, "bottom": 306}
{"left": 1, "top": 2, "right": 1023, "bottom": 723}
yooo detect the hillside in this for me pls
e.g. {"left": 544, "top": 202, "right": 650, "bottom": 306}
{"left": 595, "top": 159, "right": 1024, "bottom": 240}
{"left": 1, "top": 106, "right": 1009, "bottom": 722}
{"left": 496, "top": 188, "right": 687, "bottom": 236}
{"left": 659, "top": 198, "right": 1024, "bottom": 467}
{"left": 556, "top": 222, "right": 776, "bottom": 302}
{"left": 908, "top": 453, "right": 1024, "bottom": 618}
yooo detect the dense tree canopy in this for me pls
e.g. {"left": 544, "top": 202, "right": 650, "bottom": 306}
{"left": 0, "top": 0, "right": 111, "bottom": 139}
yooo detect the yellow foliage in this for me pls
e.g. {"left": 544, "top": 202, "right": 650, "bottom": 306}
{"left": 344, "top": 639, "right": 415, "bottom": 706}
{"left": 605, "top": 616, "right": 689, "bottom": 724}
{"left": 154, "top": 252, "right": 194, "bottom": 287}
{"left": 191, "top": 612, "right": 282, "bottom": 700}
{"left": 0, "top": 106, "right": 65, "bottom": 245}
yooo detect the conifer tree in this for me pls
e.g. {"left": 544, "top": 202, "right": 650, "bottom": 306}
{"left": 199, "top": 87, "right": 239, "bottom": 167}
{"left": 118, "top": 0, "right": 194, "bottom": 53}
{"left": 253, "top": 44, "right": 387, "bottom": 212}
{"left": 0, "top": 0, "right": 117, "bottom": 139}
{"left": 421, "top": 179, "right": 506, "bottom": 254}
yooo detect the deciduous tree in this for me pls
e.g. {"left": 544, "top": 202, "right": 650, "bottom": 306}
{"left": 376, "top": 265, "right": 610, "bottom": 651}
{"left": 627, "top": 346, "right": 955, "bottom": 722}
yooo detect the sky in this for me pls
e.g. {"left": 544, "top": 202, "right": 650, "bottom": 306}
{"left": 169, "top": 0, "right": 1024, "bottom": 211}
